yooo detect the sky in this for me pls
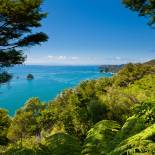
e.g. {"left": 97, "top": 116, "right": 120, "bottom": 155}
{"left": 25, "top": 0, "right": 155, "bottom": 65}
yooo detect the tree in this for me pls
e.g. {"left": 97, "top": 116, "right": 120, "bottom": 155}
{"left": 0, "top": 0, "right": 48, "bottom": 83}
{"left": 123, "top": 0, "right": 155, "bottom": 27}
{"left": 114, "top": 63, "right": 155, "bottom": 87}
{"left": 0, "top": 109, "right": 11, "bottom": 145}
{"left": 7, "top": 98, "right": 46, "bottom": 146}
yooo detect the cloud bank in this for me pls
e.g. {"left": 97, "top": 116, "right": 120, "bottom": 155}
{"left": 25, "top": 55, "right": 150, "bottom": 65}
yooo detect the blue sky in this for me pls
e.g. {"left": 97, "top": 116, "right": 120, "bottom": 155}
{"left": 25, "top": 0, "right": 155, "bottom": 65}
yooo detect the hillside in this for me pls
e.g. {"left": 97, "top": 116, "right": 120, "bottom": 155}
{"left": 144, "top": 59, "right": 155, "bottom": 66}
{"left": 99, "top": 64, "right": 124, "bottom": 73}
{"left": 1, "top": 63, "right": 155, "bottom": 155}
{"left": 99, "top": 59, "right": 155, "bottom": 74}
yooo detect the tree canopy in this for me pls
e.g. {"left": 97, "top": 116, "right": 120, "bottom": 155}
{"left": 0, "top": 109, "right": 11, "bottom": 145}
{"left": 123, "top": 0, "right": 155, "bottom": 27}
{"left": 0, "top": 0, "right": 48, "bottom": 83}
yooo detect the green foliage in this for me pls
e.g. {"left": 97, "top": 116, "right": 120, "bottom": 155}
{"left": 100, "top": 87, "right": 134, "bottom": 124}
{"left": 0, "top": 0, "right": 48, "bottom": 51}
{"left": 39, "top": 132, "right": 82, "bottom": 155}
{"left": 0, "top": 0, "right": 48, "bottom": 83}
{"left": 48, "top": 89, "right": 91, "bottom": 141}
{"left": 82, "top": 100, "right": 155, "bottom": 155}
{"left": 0, "top": 50, "right": 25, "bottom": 68}
{"left": 144, "top": 59, "right": 155, "bottom": 66}
{"left": 112, "top": 101, "right": 155, "bottom": 147}
{"left": 44, "top": 64, "right": 155, "bottom": 141}
{"left": 82, "top": 120, "right": 120, "bottom": 155}
{"left": 114, "top": 63, "right": 155, "bottom": 87}
{"left": 133, "top": 101, "right": 155, "bottom": 126}
{"left": 100, "top": 74, "right": 155, "bottom": 124}
{"left": 0, "top": 72, "right": 12, "bottom": 84}
{"left": 123, "top": 0, "right": 155, "bottom": 27}
{"left": 1, "top": 63, "right": 155, "bottom": 154}
{"left": 4, "top": 147, "right": 36, "bottom": 155}
{"left": 126, "top": 75, "right": 155, "bottom": 102}
{"left": 99, "top": 64, "right": 124, "bottom": 73}
{"left": 4, "top": 133, "right": 82, "bottom": 155}
{"left": 7, "top": 98, "right": 46, "bottom": 144}
{"left": 87, "top": 99, "right": 107, "bottom": 124}
{"left": 110, "top": 101, "right": 155, "bottom": 154}
{"left": 111, "top": 124, "right": 155, "bottom": 155}
{"left": 0, "top": 109, "right": 11, "bottom": 146}
{"left": 94, "top": 77, "right": 113, "bottom": 96}
{"left": 46, "top": 79, "right": 110, "bottom": 141}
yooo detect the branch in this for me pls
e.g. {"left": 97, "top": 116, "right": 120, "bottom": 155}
{"left": 17, "top": 32, "right": 48, "bottom": 47}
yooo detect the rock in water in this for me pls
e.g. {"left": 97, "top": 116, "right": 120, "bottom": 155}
{"left": 27, "top": 74, "right": 34, "bottom": 80}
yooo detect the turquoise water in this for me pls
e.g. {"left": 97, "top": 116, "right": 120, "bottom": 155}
{"left": 0, "top": 65, "right": 112, "bottom": 115}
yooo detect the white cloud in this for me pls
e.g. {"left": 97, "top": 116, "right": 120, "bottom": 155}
{"left": 48, "top": 55, "right": 66, "bottom": 60}
{"left": 70, "top": 56, "right": 79, "bottom": 60}
{"left": 57, "top": 56, "right": 67, "bottom": 60}
{"left": 115, "top": 56, "right": 121, "bottom": 60}
{"left": 48, "top": 55, "right": 79, "bottom": 61}
{"left": 26, "top": 53, "right": 149, "bottom": 65}
{"left": 47, "top": 55, "right": 54, "bottom": 59}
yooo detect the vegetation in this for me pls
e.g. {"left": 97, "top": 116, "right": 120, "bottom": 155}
{"left": 123, "top": 0, "right": 155, "bottom": 27}
{"left": 0, "top": 0, "right": 48, "bottom": 83}
{"left": 113, "top": 63, "right": 155, "bottom": 87}
{"left": 99, "top": 59, "right": 155, "bottom": 74}
{"left": 81, "top": 120, "right": 121, "bottom": 155}
{"left": 0, "top": 0, "right": 155, "bottom": 154}
{"left": 0, "top": 72, "right": 12, "bottom": 84}
{"left": 144, "top": 59, "right": 155, "bottom": 66}
{"left": 0, "top": 63, "right": 155, "bottom": 154}
{"left": 0, "top": 109, "right": 11, "bottom": 145}
{"left": 99, "top": 64, "right": 124, "bottom": 73}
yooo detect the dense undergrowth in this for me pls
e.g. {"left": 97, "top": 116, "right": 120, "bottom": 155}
{"left": 0, "top": 63, "right": 155, "bottom": 155}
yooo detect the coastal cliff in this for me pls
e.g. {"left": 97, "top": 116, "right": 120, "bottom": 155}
{"left": 99, "top": 64, "right": 124, "bottom": 73}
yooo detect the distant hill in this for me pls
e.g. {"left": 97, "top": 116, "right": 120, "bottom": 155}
{"left": 99, "top": 64, "right": 124, "bottom": 73}
{"left": 144, "top": 59, "right": 155, "bottom": 66}
{"left": 99, "top": 59, "right": 155, "bottom": 73}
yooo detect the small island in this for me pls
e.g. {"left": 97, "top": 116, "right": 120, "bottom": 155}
{"left": 27, "top": 74, "right": 34, "bottom": 80}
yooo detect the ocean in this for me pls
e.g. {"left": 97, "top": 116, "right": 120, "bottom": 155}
{"left": 0, "top": 65, "right": 112, "bottom": 116}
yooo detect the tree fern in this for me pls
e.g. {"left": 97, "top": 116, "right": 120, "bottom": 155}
{"left": 110, "top": 124, "right": 155, "bottom": 155}
{"left": 81, "top": 120, "right": 120, "bottom": 155}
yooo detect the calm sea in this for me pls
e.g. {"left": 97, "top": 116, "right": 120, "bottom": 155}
{"left": 0, "top": 65, "right": 112, "bottom": 116}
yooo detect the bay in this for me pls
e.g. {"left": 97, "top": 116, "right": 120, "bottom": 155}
{"left": 0, "top": 65, "right": 112, "bottom": 115}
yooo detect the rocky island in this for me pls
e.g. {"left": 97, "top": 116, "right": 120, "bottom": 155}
{"left": 27, "top": 74, "right": 34, "bottom": 80}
